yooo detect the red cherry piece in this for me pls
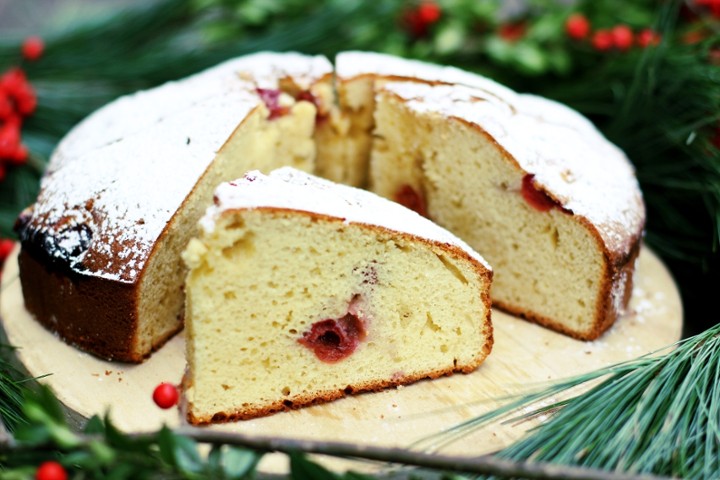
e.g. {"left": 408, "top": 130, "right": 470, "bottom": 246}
{"left": 565, "top": 13, "right": 590, "bottom": 40}
{"left": 521, "top": 174, "right": 558, "bottom": 212}
{"left": 394, "top": 184, "right": 428, "bottom": 217}
{"left": 298, "top": 312, "right": 366, "bottom": 363}
{"left": 36, "top": 461, "right": 67, "bottom": 480}
{"left": 256, "top": 88, "right": 289, "bottom": 120}
{"left": 22, "top": 36, "right": 45, "bottom": 62}
{"left": 592, "top": 30, "right": 614, "bottom": 51}
{"left": 152, "top": 382, "right": 179, "bottom": 409}
{"left": 417, "top": 2, "right": 441, "bottom": 24}
{"left": 611, "top": 25, "right": 634, "bottom": 50}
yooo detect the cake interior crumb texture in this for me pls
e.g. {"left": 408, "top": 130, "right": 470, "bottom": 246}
{"left": 371, "top": 90, "right": 611, "bottom": 338}
{"left": 182, "top": 208, "right": 492, "bottom": 423}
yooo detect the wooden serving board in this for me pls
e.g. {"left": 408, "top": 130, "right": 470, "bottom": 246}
{"left": 1, "top": 244, "right": 682, "bottom": 471}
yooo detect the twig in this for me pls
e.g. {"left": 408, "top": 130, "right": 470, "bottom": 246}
{"left": 160, "top": 428, "right": 671, "bottom": 480}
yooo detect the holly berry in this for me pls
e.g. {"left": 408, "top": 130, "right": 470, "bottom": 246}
{"left": 611, "top": 25, "right": 634, "bottom": 50}
{"left": 0, "top": 239, "right": 12, "bottom": 264}
{"left": 637, "top": 28, "right": 661, "bottom": 47}
{"left": 153, "top": 382, "right": 179, "bottom": 409}
{"left": 0, "top": 94, "right": 12, "bottom": 120}
{"left": 36, "top": 461, "right": 67, "bottom": 480}
{"left": 565, "top": 13, "right": 590, "bottom": 40}
{"left": 591, "top": 29, "right": 614, "bottom": 51}
{"left": 499, "top": 22, "right": 527, "bottom": 42}
{"left": 22, "top": 36, "right": 44, "bottom": 62}
{"left": 403, "top": 1, "right": 441, "bottom": 38}
{"left": 0, "top": 124, "right": 21, "bottom": 158}
{"left": 417, "top": 1, "right": 441, "bottom": 24}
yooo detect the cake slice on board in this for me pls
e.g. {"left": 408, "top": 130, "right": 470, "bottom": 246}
{"left": 181, "top": 168, "right": 493, "bottom": 423}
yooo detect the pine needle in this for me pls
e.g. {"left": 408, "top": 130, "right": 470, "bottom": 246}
{"left": 416, "top": 324, "right": 720, "bottom": 479}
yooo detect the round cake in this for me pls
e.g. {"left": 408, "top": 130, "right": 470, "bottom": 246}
{"left": 15, "top": 51, "right": 645, "bottom": 363}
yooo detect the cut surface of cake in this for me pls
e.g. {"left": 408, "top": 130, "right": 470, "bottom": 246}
{"left": 182, "top": 168, "right": 493, "bottom": 423}
{"left": 370, "top": 81, "right": 644, "bottom": 339}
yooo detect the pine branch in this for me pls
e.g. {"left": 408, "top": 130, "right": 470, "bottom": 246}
{"left": 416, "top": 323, "right": 720, "bottom": 479}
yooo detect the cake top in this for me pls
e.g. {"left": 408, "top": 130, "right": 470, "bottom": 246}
{"left": 54, "top": 52, "right": 332, "bottom": 164}
{"left": 335, "top": 51, "right": 518, "bottom": 104}
{"left": 379, "top": 81, "right": 645, "bottom": 255}
{"left": 20, "top": 53, "right": 333, "bottom": 284}
{"left": 201, "top": 167, "right": 492, "bottom": 270}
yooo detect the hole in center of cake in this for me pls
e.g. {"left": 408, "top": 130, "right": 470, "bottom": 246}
{"left": 298, "top": 302, "right": 367, "bottom": 363}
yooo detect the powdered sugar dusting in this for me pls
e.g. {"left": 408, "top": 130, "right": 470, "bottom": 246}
{"left": 336, "top": 51, "right": 517, "bottom": 104}
{"left": 202, "top": 167, "right": 491, "bottom": 270}
{"left": 380, "top": 81, "right": 645, "bottom": 254}
{"left": 29, "top": 89, "right": 259, "bottom": 282}
{"left": 24, "top": 53, "right": 332, "bottom": 283}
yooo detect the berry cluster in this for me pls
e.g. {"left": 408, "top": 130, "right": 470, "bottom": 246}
{"left": 0, "top": 36, "right": 43, "bottom": 181}
{"left": 565, "top": 13, "right": 661, "bottom": 51}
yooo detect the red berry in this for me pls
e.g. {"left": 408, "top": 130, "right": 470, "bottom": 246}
{"left": 592, "top": 29, "right": 614, "bottom": 51}
{"left": 0, "top": 93, "right": 12, "bottom": 119}
{"left": 0, "top": 124, "right": 21, "bottom": 158}
{"left": 14, "top": 84, "right": 37, "bottom": 116}
{"left": 611, "top": 25, "right": 634, "bottom": 50}
{"left": 7, "top": 143, "right": 28, "bottom": 165}
{"left": 417, "top": 2, "right": 441, "bottom": 24}
{"left": 0, "top": 239, "right": 14, "bottom": 262}
{"left": 394, "top": 184, "right": 428, "bottom": 217}
{"left": 22, "top": 36, "right": 44, "bottom": 61}
{"left": 637, "top": 28, "right": 661, "bottom": 47}
{"left": 565, "top": 13, "right": 590, "bottom": 40}
{"left": 153, "top": 382, "right": 179, "bottom": 409}
{"left": 499, "top": 22, "right": 527, "bottom": 42}
{"left": 36, "top": 461, "right": 67, "bottom": 480}
{"left": 0, "top": 68, "right": 28, "bottom": 95}
{"left": 3, "top": 113, "right": 22, "bottom": 129}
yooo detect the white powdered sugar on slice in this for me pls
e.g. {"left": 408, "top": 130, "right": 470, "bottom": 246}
{"left": 336, "top": 51, "right": 519, "bottom": 106}
{"left": 202, "top": 167, "right": 491, "bottom": 270}
{"left": 380, "top": 81, "right": 645, "bottom": 254}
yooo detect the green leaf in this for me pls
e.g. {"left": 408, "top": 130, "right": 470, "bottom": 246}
{"left": 289, "top": 452, "right": 341, "bottom": 480}
{"left": 510, "top": 41, "right": 548, "bottom": 75}
{"left": 220, "top": 446, "right": 261, "bottom": 479}
{"left": 83, "top": 415, "right": 105, "bottom": 435}
{"left": 24, "top": 385, "right": 65, "bottom": 425}
{"left": 434, "top": 21, "right": 466, "bottom": 55}
{"left": 13, "top": 423, "right": 51, "bottom": 445}
{"left": 158, "top": 426, "right": 204, "bottom": 476}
